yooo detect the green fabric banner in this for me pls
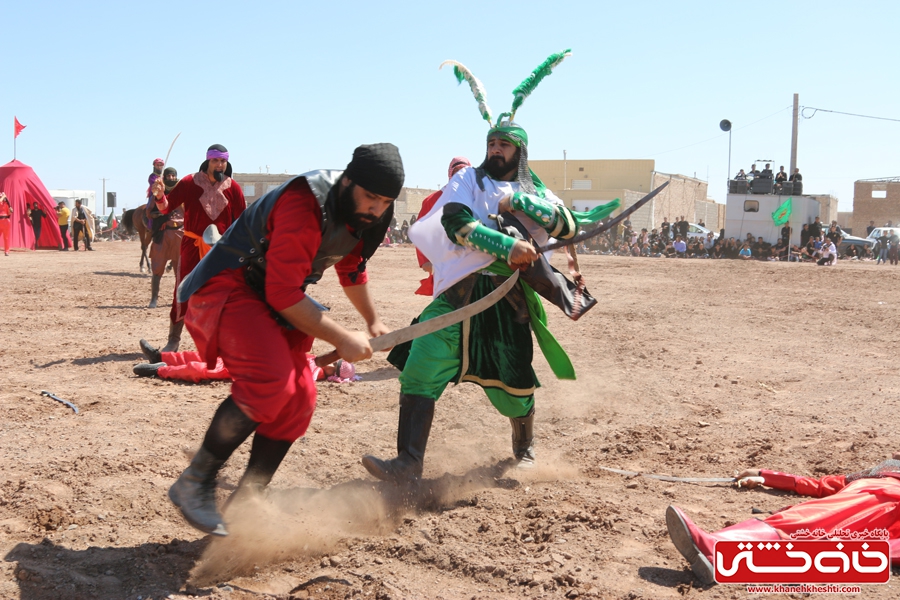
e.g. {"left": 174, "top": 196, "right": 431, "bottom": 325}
{"left": 772, "top": 197, "right": 792, "bottom": 226}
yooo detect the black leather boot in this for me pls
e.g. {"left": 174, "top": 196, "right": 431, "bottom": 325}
{"left": 133, "top": 362, "right": 164, "bottom": 377}
{"left": 362, "top": 394, "right": 434, "bottom": 482}
{"left": 510, "top": 407, "right": 536, "bottom": 468}
{"left": 161, "top": 320, "right": 184, "bottom": 353}
{"left": 148, "top": 274, "right": 162, "bottom": 308}
{"left": 139, "top": 339, "right": 162, "bottom": 364}
{"left": 168, "top": 397, "right": 258, "bottom": 536}
{"left": 225, "top": 433, "right": 293, "bottom": 509}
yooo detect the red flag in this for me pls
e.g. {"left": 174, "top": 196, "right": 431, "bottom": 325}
{"left": 14, "top": 117, "right": 26, "bottom": 138}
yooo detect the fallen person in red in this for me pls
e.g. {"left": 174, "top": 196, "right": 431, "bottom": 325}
{"left": 666, "top": 453, "right": 900, "bottom": 585}
{"left": 134, "top": 342, "right": 357, "bottom": 384}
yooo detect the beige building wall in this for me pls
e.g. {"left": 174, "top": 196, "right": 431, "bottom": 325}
{"left": 530, "top": 159, "right": 656, "bottom": 195}
{"left": 852, "top": 180, "right": 900, "bottom": 234}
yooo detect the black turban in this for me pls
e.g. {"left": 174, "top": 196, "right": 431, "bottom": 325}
{"left": 344, "top": 143, "right": 405, "bottom": 199}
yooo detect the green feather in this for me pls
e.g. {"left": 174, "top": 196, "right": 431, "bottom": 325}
{"left": 511, "top": 49, "right": 572, "bottom": 114}
{"left": 440, "top": 60, "right": 493, "bottom": 126}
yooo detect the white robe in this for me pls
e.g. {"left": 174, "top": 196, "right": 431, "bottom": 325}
{"left": 409, "top": 167, "right": 562, "bottom": 297}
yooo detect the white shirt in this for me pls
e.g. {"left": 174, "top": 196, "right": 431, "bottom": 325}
{"left": 409, "top": 167, "right": 562, "bottom": 297}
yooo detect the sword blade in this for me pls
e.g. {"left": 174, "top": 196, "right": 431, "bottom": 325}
{"left": 538, "top": 181, "right": 670, "bottom": 253}
{"left": 369, "top": 269, "right": 519, "bottom": 352}
{"left": 315, "top": 270, "right": 520, "bottom": 367}
{"left": 599, "top": 466, "right": 734, "bottom": 483}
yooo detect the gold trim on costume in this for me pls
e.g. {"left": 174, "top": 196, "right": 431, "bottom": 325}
{"left": 458, "top": 313, "right": 536, "bottom": 397}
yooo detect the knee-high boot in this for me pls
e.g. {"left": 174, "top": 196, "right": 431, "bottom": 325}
{"left": 361, "top": 394, "right": 434, "bottom": 482}
{"left": 168, "top": 396, "right": 258, "bottom": 536}
{"left": 225, "top": 433, "right": 293, "bottom": 508}
{"left": 161, "top": 319, "right": 184, "bottom": 353}
{"left": 510, "top": 407, "right": 535, "bottom": 468}
{"left": 148, "top": 274, "right": 162, "bottom": 308}
{"left": 666, "top": 505, "right": 782, "bottom": 585}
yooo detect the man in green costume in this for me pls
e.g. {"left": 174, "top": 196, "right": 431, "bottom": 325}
{"left": 362, "top": 51, "right": 621, "bottom": 482}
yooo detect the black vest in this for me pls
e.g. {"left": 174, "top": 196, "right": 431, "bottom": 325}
{"left": 178, "top": 170, "right": 390, "bottom": 304}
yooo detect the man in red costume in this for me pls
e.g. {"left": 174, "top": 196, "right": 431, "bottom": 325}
{"left": 666, "top": 453, "right": 900, "bottom": 585}
{"left": 146, "top": 144, "right": 245, "bottom": 352}
{"left": 0, "top": 192, "right": 12, "bottom": 256}
{"left": 414, "top": 156, "right": 470, "bottom": 296}
{"left": 165, "top": 143, "right": 404, "bottom": 536}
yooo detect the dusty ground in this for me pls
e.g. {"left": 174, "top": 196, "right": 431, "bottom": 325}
{"left": 1, "top": 240, "right": 899, "bottom": 600}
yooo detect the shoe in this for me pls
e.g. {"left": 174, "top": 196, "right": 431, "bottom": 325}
{"left": 510, "top": 407, "right": 536, "bottom": 469}
{"left": 666, "top": 506, "right": 716, "bottom": 585}
{"left": 168, "top": 446, "right": 229, "bottom": 536}
{"left": 133, "top": 362, "right": 164, "bottom": 377}
{"left": 139, "top": 339, "right": 162, "bottom": 363}
{"left": 362, "top": 394, "right": 435, "bottom": 482}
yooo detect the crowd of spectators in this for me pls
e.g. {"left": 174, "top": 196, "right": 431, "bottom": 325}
{"left": 574, "top": 215, "right": 890, "bottom": 266}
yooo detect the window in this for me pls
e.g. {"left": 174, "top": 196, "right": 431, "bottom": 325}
{"left": 578, "top": 167, "right": 584, "bottom": 172}
{"left": 744, "top": 200, "right": 759, "bottom": 212}
{"left": 872, "top": 190, "right": 887, "bottom": 198}
{"left": 266, "top": 184, "right": 280, "bottom": 193}
{"left": 243, "top": 184, "right": 256, "bottom": 196}
{"left": 572, "top": 179, "right": 592, "bottom": 190}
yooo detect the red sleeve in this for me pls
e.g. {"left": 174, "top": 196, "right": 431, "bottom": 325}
{"left": 760, "top": 470, "right": 848, "bottom": 498}
{"left": 230, "top": 182, "right": 246, "bottom": 220}
{"left": 415, "top": 190, "right": 443, "bottom": 267}
{"left": 334, "top": 240, "right": 368, "bottom": 287}
{"left": 263, "top": 180, "right": 323, "bottom": 311}
{"left": 157, "top": 175, "right": 192, "bottom": 214}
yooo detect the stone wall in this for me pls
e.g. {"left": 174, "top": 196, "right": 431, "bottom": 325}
{"left": 851, "top": 180, "right": 900, "bottom": 234}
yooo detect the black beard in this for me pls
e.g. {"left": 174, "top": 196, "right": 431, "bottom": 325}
{"left": 213, "top": 170, "right": 225, "bottom": 183}
{"left": 336, "top": 183, "right": 379, "bottom": 231}
{"left": 484, "top": 150, "right": 520, "bottom": 180}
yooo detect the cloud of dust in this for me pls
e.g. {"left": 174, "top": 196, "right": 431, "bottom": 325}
{"left": 189, "top": 460, "right": 518, "bottom": 586}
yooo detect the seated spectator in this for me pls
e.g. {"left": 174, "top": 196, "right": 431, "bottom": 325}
{"left": 748, "top": 164, "right": 760, "bottom": 179}
{"left": 775, "top": 166, "right": 787, "bottom": 184}
{"left": 800, "top": 239, "right": 818, "bottom": 261}
{"left": 616, "top": 242, "right": 631, "bottom": 256}
{"left": 818, "top": 238, "right": 837, "bottom": 266}
{"left": 789, "top": 167, "right": 802, "bottom": 182}
{"left": 630, "top": 243, "right": 641, "bottom": 257}
{"left": 843, "top": 244, "right": 859, "bottom": 260}
{"left": 641, "top": 243, "right": 652, "bottom": 257}
{"left": 709, "top": 239, "right": 723, "bottom": 259}
{"left": 673, "top": 236, "right": 687, "bottom": 258}
{"left": 771, "top": 238, "right": 788, "bottom": 261}
{"left": 752, "top": 236, "right": 771, "bottom": 258}
{"left": 703, "top": 233, "right": 716, "bottom": 253}
{"left": 734, "top": 169, "right": 747, "bottom": 180}
{"left": 739, "top": 243, "right": 752, "bottom": 260}
{"left": 760, "top": 163, "right": 773, "bottom": 179}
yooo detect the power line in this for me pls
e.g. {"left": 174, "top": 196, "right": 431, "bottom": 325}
{"left": 801, "top": 106, "right": 900, "bottom": 123}
{"left": 639, "top": 106, "right": 791, "bottom": 158}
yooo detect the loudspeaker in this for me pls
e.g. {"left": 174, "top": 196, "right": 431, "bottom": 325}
{"left": 732, "top": 180, "right": 749, "bottom": 194}
{"left": 751, "top": 178, "right": 773, "bottom": 195}
{"left": 107, "top": 192, "right": 116, "bottom": 208}
{"left": 793, "top": 181, "right": 803, "bottom": 195}
{"left": 779, "top": 182, "right": 794, "bottom": 195}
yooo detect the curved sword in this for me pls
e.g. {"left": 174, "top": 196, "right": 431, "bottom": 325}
{"left": 162, "top": 132, "right": 181, "bottom": 172}
{"left": 539, "top": 180, "right": 670, "bottom": 253}
{"left": 315, "top": 269, "right": 520, "bottom": 367}
{"left": 599, "top": 466, "right": 734, "bottom": 484}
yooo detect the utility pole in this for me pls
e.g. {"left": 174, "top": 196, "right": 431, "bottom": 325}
{"left": 100, "top": 178, "right": 110, "bottom": 218}
{"left": 789, "top": 93, "right": 799, "bottom": 178}
{"left": 563, "top": 150, "right": 567, "bottom": 190}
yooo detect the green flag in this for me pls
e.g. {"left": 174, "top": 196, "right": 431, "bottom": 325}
{"left": 772, "top": 197, "right": 792, "bottom": 226}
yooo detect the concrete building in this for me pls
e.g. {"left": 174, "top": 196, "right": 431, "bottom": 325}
{"left": 851, "top": 178, "right": 900, "bottom": 234}
{"left": 528, "top": 159, "right": 722, "bottom": 232}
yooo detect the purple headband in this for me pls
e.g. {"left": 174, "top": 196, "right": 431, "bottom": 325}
{"left": 206, "top": 149, "right": 229, "bottom": 161}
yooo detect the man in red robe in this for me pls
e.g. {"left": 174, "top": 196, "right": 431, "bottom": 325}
{"left": 166, "top": 143, "right": 404, "bottom": 536}
{"left": 667, "top": 454, "right": 900, "bottom": 585}
{"left": 414, "top": 156, "right": 470, "bottom": 296}
{"left": 146, "top": 144, "right": 246, "bottom": 352}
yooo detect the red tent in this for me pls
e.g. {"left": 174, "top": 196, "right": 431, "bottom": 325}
{"left": 0, "top": 160, "right": 64, "bottom": 250}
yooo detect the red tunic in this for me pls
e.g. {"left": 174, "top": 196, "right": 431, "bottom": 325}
{"left": 759, "top": 470, "right": 900, "bottom": 563}
{"left": 156, "top": 173, "right": 245, "bottom": 322}
{"left": 414, "top": 190, "right": 442, "bottom": 296}
{"left": 184, "top": 178, "right": 366, "bottom": 441}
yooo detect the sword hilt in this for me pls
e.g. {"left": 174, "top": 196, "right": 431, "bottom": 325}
{"left": 315, "top": 350, "right": 340, "bottom": 369}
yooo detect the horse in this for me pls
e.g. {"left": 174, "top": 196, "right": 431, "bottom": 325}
{"left": 121, "top": 205, "right": 153, "bottom": 273}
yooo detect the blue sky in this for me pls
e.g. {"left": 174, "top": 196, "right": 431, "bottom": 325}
{"left": 3, "top": 0, "right": 898, "bottom": 215}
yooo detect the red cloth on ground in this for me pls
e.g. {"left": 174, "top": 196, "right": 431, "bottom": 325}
{"left": 157, "top": 351, "right": 230, "bottom": 382}
{"left": 757, "top": 471, "right": 900, "bottom": 564}
{"left": 183, "top": 179, "right": 366, "bottom": 442}
{"left": 414, "top": 190, "right": 442, "bottom": 296}
{"left": 157, "top": 173, "right": 246, "bottom": 322}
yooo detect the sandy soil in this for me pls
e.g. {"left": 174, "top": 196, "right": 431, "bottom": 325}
{"left": 1, "top": 240, "right": 899, "bottom": 600}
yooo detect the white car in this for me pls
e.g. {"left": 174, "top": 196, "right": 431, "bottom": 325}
{"left": 685, "top": 223, "right": 719, "bottom": 241}
{"left": 866, "top": 227, "right": 900, "bottom": 243}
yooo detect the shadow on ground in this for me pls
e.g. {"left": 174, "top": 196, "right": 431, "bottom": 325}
{"left": 4, "top": 537, "right": 205, "bottom": 600}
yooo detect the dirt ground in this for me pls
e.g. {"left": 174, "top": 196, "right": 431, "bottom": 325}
{"left": 1, "top": 240, "right": 899, "bottom": 600}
